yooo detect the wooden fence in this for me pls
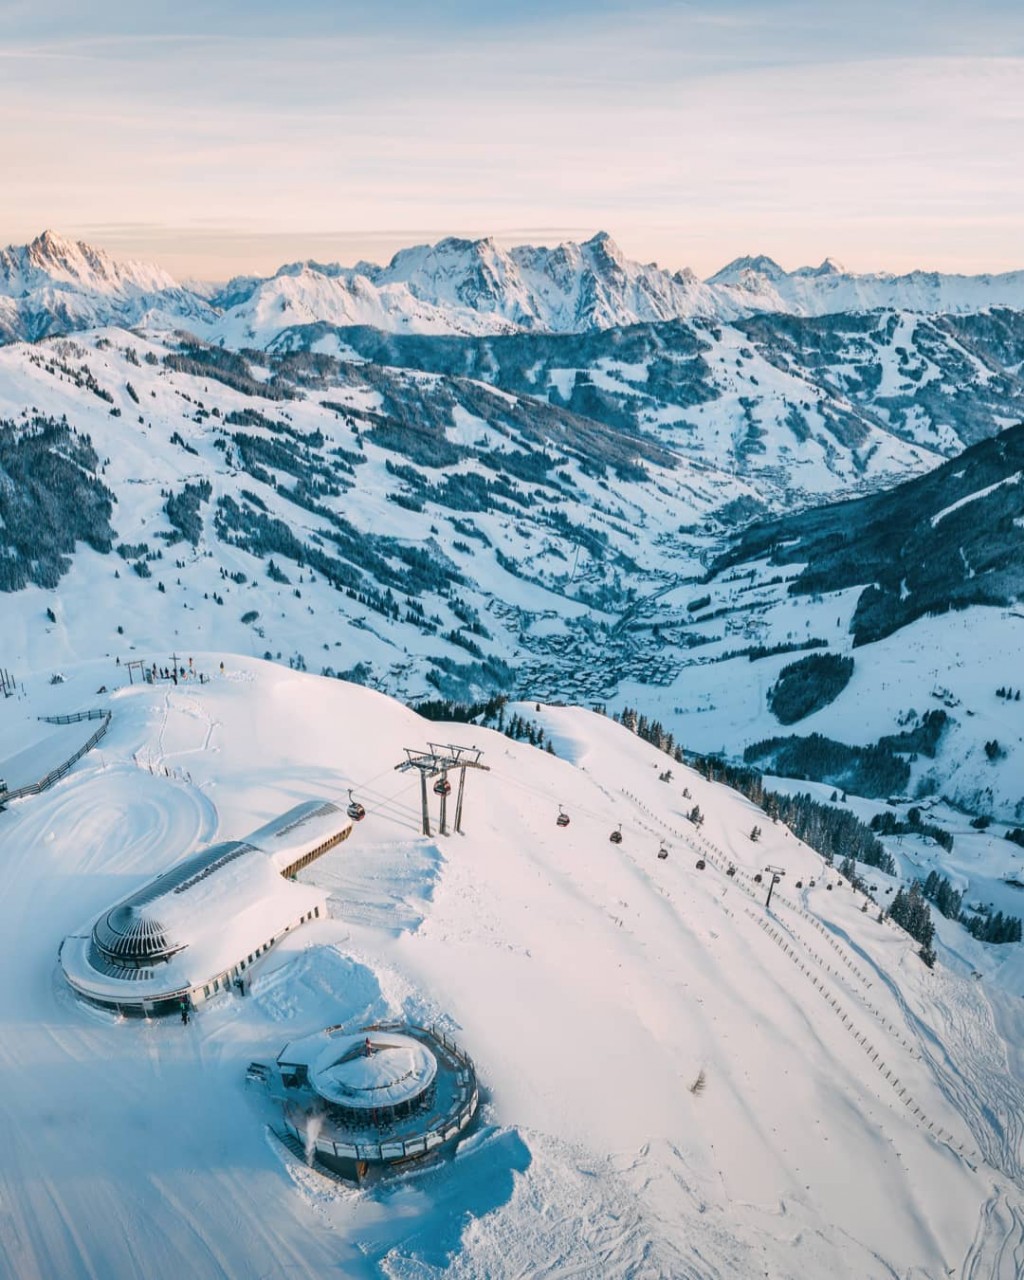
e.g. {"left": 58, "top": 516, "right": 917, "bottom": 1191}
{"left": 0, "top": 711, "right": 111, "bottom": 808}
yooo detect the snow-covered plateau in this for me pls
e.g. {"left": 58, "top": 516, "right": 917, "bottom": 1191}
{"left": 1, "top": 656, "right": 1023, "bottom": 1278}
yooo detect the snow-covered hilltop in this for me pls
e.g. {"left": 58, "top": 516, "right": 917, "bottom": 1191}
{"left": 3, "top": 229, "right": 1024, "bottom": 346}
{"left": 1, "top": 658, "right": 1023, "bottom": 1276}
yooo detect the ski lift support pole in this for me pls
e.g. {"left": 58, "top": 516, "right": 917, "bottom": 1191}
{"left": 764, "top": 864, "right": 785, "bottom": 910}
{"left": 429, "top": 743, "right": 489, "bottom": 835}
{"left": 395, "top": 745, "right": 488, "bottom": 838}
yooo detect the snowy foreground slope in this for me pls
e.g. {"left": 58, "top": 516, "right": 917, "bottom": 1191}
{"left": 1, "top": 657, "right": 1022, "bottom": 1278}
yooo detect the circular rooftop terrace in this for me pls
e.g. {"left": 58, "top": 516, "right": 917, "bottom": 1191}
{"left": 311, "top": 1032, "right": 437, "bottom": 1114}
{"left": 273, "top": 1022, "right": 479, "bottom": 1180}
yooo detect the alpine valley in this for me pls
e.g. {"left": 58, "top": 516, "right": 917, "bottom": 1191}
{"left": 3, "top": 228, "right": 1024, "bottom": 1277}
{"left": 4, "top": 231, "right": 1023, "bottom": 797}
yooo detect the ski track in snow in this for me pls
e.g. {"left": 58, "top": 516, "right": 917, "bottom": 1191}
{"left": 961, "top": 1189, "right": 1024, "bottom": 1280}
{"left": 824, "top": 916, "right": 1024, "bottom": 1186}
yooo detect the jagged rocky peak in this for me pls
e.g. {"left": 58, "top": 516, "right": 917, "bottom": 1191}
{"left": 383, "top": 234, "right": 506, "bottom": 277}
{"left": 791, "top": 257, "right": 847, "bottom": 278}
{"left": 672, "top": 266, "right": 703, "bottom": 286}
{"left": 1, "top": 228, "right": 179, "bottom": 294}
{"left": 582, "top": 229, "right": 625, "bottom": 259}
{"left": 707, "top": 253, "right": 789, "bottom": 285}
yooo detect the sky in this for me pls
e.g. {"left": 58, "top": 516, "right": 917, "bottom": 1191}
{"left": 2, "top": 0, "right": 1023, "bottom": 280}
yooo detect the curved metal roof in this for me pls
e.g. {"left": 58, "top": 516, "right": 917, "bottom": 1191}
{"left": 90, "top": 840, "right": 253, "bottom": 966}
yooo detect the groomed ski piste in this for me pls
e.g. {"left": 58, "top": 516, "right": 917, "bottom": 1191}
{"left": 1, "top": 654, "right": 1022, "bottom": 1278}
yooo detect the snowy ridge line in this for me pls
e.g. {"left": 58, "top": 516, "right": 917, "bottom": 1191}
{"left": 743, "top": 906, "right": 982, "bottom": 1166}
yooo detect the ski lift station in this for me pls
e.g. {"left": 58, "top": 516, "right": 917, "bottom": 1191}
{"left": 253, "top": 1021, "right": 479, "bottom": 1181}
{"left": 59, "top": 800, "right": 353, "bottom": 1017}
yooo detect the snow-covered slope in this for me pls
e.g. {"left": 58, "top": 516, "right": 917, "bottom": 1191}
{"left": 0, "top": 325, "right": 1020, "bottom": 814}
{"left": 0, "top": 327, "right": 756, "bottom": 700}
{"left": 1, "top": 656, "right": 1022, "bottom": 1277}
{"left": 607, "top": 424, "right": 1024, "bottom": 820}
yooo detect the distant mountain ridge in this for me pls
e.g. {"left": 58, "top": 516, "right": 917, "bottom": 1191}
{"left": 3, "top": 229, "right": 1024, "bottom": 347}
{"left": 0, "top": 230, "right": 216, "bottom": 344}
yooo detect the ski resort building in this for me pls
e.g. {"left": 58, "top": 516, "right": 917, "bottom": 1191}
{"left": 59, "top": 800, "right": 352, "bottom": 1017}
{"left": 254, "top": 1022, "right": 480, "bottom": 1181}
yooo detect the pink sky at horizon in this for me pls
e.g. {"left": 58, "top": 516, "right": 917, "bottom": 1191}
{"left": 4, "top": 6, "right": 1023, "bottom": 282}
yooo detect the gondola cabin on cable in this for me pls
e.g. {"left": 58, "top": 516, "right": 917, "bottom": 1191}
{"left": 695, "top": 858, "right": 706, "bottom": 870}
{"left": 657, "top": 845, "right": 669, "bottom": 861}
{"left": 433, "top": 775, "right": 452, "bottom": 797}
{"left": 609, "top": 825, "right": 623, "bottom": 845}
{"left": 556, "top": 806, "right": 570, "bottom": 828}
{"left": 346, "top": 790, "right": 366, "bottom": 822}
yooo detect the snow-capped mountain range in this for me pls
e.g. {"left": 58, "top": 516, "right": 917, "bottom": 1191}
{"left": 4, "top": 229, "right": 1024, "bottom": 347}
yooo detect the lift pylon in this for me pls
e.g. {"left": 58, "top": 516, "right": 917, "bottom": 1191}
{"left": 395, "top": 744, "right": 489, "bottom": 836}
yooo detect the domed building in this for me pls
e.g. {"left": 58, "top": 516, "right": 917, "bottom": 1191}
{"left": 269, "top": 1022, "right": 479, "bottom": 1181}
{"left": 306, "top": 1030, "right": 438, "bottom": 1125}
{"left": 60, "top": 800, "right": 352, "bottom": 1016}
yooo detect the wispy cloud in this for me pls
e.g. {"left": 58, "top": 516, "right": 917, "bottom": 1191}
{"left": 2, "top": 2, "right": 1023, "bottom": 276}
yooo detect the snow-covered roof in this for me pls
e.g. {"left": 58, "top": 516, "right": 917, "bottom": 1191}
{"left": 307, "top": 1031, "right": 437, "bottom": 1109}
{"left": 60, "top": 799, "right": 350, "bottom": 1006}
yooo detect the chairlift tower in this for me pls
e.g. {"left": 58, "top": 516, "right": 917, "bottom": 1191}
{"left": 395, "top": 744, "right": 488, "bottom": 837}
{"left": 764, "top": 864, "right": 786, "bottom": 910}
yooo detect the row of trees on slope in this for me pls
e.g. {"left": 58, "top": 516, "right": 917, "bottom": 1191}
{"left": 613, "top": 704, "right": 1022, "bottom": 959}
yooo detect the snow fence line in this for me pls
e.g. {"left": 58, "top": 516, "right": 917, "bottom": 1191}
{"left": 621, "top": 786, "right": 950, "bottom": 1069}
{"left": 0, "top": 710, "right": 111, "bottom": 808}
{"left": 617, "top": 785, "right": 986, "bottom": 1168}
{"left": 743, "top": 905, "right": 982, "bottom": 1166}
{"left": 619, "top": 787, "right": 873, "bottom": 988}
